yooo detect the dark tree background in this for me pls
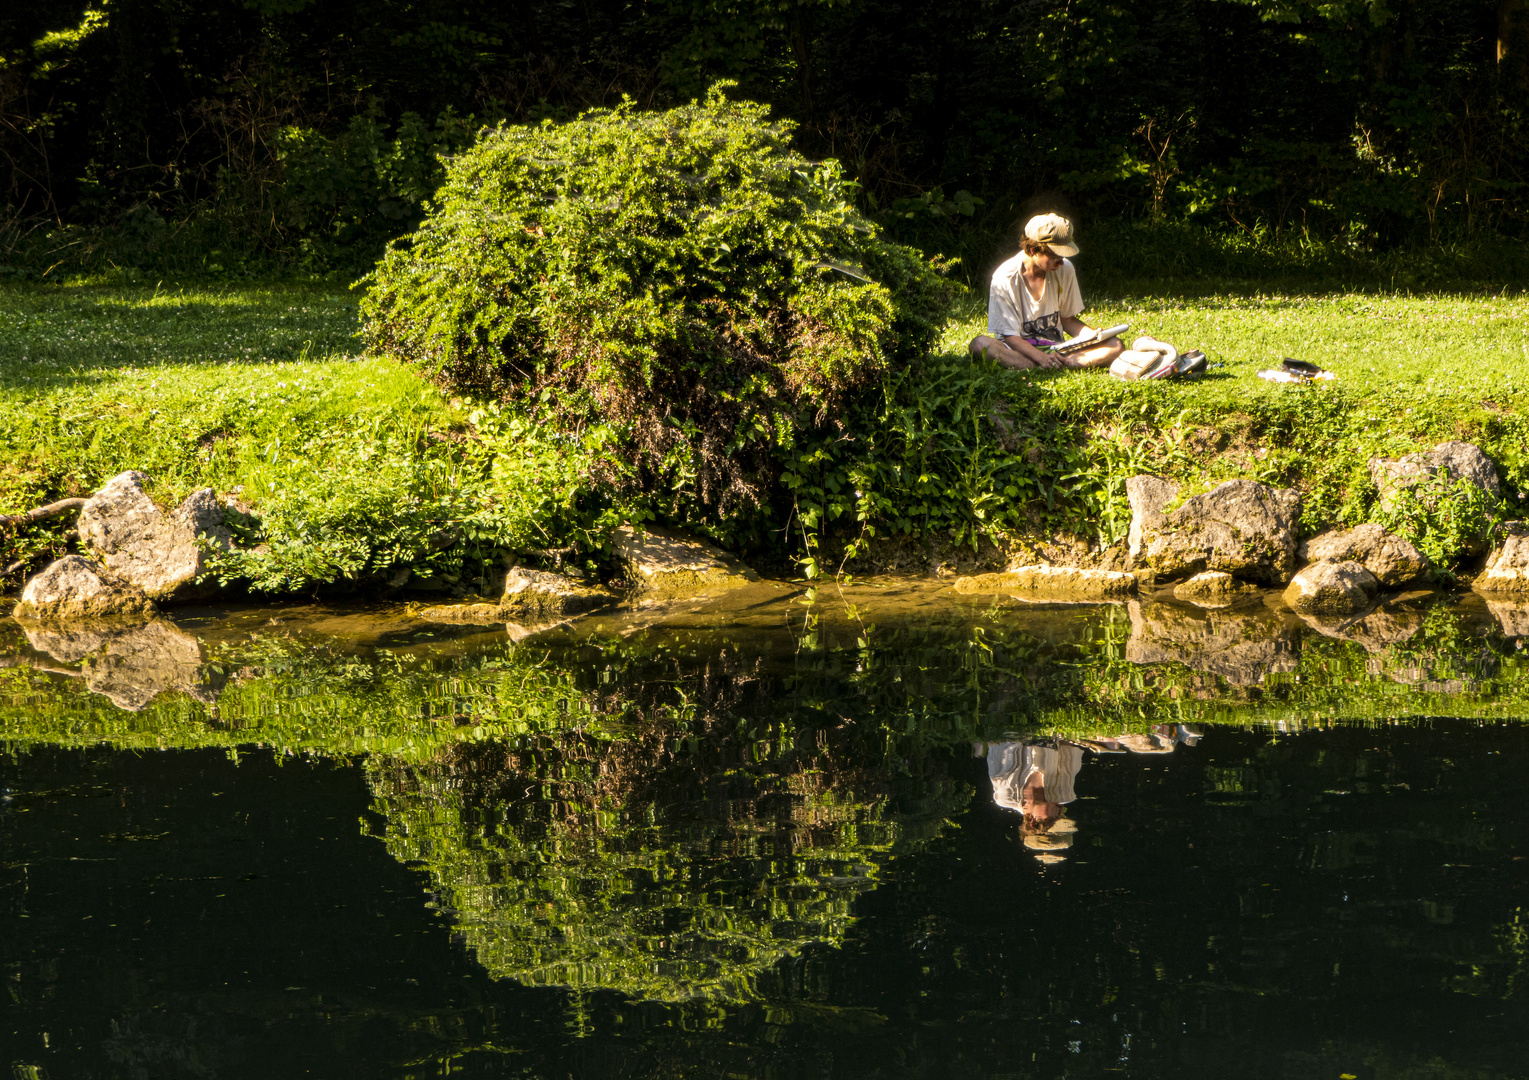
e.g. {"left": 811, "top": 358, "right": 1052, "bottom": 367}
{"left": 3, "top": 0, "right": 1527, "bottom": 272}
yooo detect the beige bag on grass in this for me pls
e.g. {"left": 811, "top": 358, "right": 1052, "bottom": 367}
{"left": 1109, "top": 336, "right": 1178, "bottom": 380}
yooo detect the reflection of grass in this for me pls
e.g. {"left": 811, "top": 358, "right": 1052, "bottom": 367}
{"left": 0, "top": 632, "right": 620, "bottom": 759}
{"left": 1021, "top": 602, "right": 1529, "bottom": 733}
{"left": 6, "top": 595, "right": 1527, "bottom": 759}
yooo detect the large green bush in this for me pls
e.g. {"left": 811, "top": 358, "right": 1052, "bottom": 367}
{"left": 359, "top": 87, "right": 955, "bottom": 523}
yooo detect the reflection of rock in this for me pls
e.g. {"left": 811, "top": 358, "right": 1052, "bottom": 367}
{"left": 502, "top": 566, "right": 616, "bottom": 618}
{"left": 1130, "top": 477, "right": 1300, "bottom": 584}
{"left": 612, "top": 526, "right": 757, "bottom": 598}
{"left": 12, "top": 555, "right": 156, "bottom": 621}
{"left": 1486, "top": 599, "right": 1529, "bottom": 637}
{"left": 1473, "top": 530, "right": 1529, "bottom": 596}
{"left": 78, "top": 472, "right": 233, "bottom": 602}
{"left": 418, "top": 602, "right": 506, "bottom": 626}
{"left": 416, "top": 568, "right": 617, "bottom": 628}
{"left": 1126, "top": 600, "right": 1301, "bottom": 684}
{"left": 23, "top": 618, "right": 215, "bottom": 711}
{"left": 1371, "top": 441, "right": 1500, "bottom": 509}
{"left": 1173, "top": 570, "right": 1258, "bottom": 608}
{"left": 1283, "top": 561, "right": 1380, "bottom": 615}
{"left": 956, "top": 565, "right": 1136, "bottom": 600}
{"left": 1299, "top": 523, "right": 1428, "bottom": 587}
{"left": 1298, "top": 606, "right": 1427, "bottom": 651}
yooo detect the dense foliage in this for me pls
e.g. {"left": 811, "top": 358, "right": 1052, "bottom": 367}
{"left": 361, "top": 90, "right": 955, "bottom": 521}
{"left": 2, "top": 0, "right": 1527, "bottom": 276}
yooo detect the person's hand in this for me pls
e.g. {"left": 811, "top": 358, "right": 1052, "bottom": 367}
{"left": 1035, "top": 350, "right": 1065, "bottom": 369}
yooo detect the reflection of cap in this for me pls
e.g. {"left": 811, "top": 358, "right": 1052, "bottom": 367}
{"left": 1024, "top": 213, "right": 1080, "bottom": 257}
{"left": 1023, "top": 831, "right": 1074, "bottom": 851}
{"left": 1022, "top": 815, "right": 1077, "bottom": 852}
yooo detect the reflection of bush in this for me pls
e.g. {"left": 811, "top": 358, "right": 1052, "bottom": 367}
{"left": 366, "top": 711, "right": 969, "bottom": 1002}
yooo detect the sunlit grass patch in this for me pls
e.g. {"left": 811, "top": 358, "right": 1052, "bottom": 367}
{"left": 940, "top": 287, "right": 1529, "bottom": 408}
{"left": 0, "top": 281, "right": 489, "bottom": 588}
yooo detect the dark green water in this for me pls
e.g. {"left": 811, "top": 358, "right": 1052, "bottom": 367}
{"left": 2, "top": 584, "right": 1528, "bottom": 1078}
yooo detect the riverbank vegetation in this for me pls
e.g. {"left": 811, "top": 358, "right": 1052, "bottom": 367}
{"left": 4, "top": 271, "right": 1527, "bottom": 592}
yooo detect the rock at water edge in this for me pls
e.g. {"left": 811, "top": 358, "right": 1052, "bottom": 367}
{"left": 1298, "top": 523, "right": 1429, "bottom": 587}
{"left": 955, "top": 565, "right": 1137, "bottom": 599}
{"left": 502, "top": 567, "right": 617, "bottom": 619}
{"left": 1282, "top": 560, "right": 1380, "bottom": 615}
{"left": 12, "top": 555, "right": 156, "bottom": 621}
{"left": 611, "top": 526, "right": 757, "bottom": 598}
{"left": 77, "top": 472, "right": 233, "bottom": 602}
{"left": 1369, "top": 441, "right": 1501, "bottom": 521}
{"left": 1138, "top": 479, "right": 1300, "bottom": 585}
{"left": 1473, "top": 531, "right": 1529, "bottom": 595}
{"left": 1173, "top": 570, "right": 1257, "bottom": 607}
{"left": 418, "top": 602, "right": 507, "bottom": 626}
{"left": 1126, "top": 475, "right": 1179, "bottom": 562}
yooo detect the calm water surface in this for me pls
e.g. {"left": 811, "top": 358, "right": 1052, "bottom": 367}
{"left": 2, "top": 582, "right": 1527, "bottom": 1078}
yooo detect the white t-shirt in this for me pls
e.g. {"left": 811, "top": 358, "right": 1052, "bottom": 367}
{"left": 986, "top": 253, "right": 1084, "bottom": 341}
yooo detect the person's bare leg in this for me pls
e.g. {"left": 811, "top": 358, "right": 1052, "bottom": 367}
{"left": 970, "top": 335, "right": 1040, "bottom": 369}
{"left": 1063, "top": 336, "right": 1125, "bottom": 369}
{"left": 1001, "top": 335, "right": 1065, "bottom": 368}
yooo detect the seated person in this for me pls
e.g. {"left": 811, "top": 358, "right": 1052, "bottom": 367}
{"left": 968, "top": 214, "right": 1123, "bottom": 370}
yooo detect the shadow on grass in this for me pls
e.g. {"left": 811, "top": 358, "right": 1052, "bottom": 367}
{"left": 0, "top": 282, "right": 361, "bottom": 390}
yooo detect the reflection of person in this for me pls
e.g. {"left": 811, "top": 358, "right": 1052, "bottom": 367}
{"left": 977, "top": 726, "right": 1202, "bottom": 864}
{"left": 982, "top": 740, "right": 1083, "bottom": 863}
{"left": 967, "top": 214, "right": 1124, "bottom": 372}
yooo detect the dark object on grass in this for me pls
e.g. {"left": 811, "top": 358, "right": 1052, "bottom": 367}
{"left": 1177, "top": 350, "right": 1208, "bottom": 376}
{"left": 1281, "top": 358, "right": 1325, "bottom": 377}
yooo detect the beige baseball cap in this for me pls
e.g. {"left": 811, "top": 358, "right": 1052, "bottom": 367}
{"left": 1024, "top": 213, "right": 1079, "bottom": 257}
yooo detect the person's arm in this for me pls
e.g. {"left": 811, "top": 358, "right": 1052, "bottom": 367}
{"left": 1058, "top": 315, "right": 1122, "bottom": 369}
{"left": 1060, "top": 315, "right": 1094, "bottom": 338}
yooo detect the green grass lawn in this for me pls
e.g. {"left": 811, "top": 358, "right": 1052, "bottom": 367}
{"left": 0, "top": 280, "right": 448, "bottom": 499}
{"left": 933, "top": 287, "right": 1529, "bottom": 543}
{"left": 2, "top": 278, "right": 1526, "bottom": 590}
{"left": 940, "top": 287, "right": 1529, "bottom": 409}
{"left": 0, "top": 280, "right": 475, "bottom": 586}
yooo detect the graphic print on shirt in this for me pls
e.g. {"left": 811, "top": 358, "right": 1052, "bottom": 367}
{"left": 1022, "top": 310, "right": 1063, "bottom": 341}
